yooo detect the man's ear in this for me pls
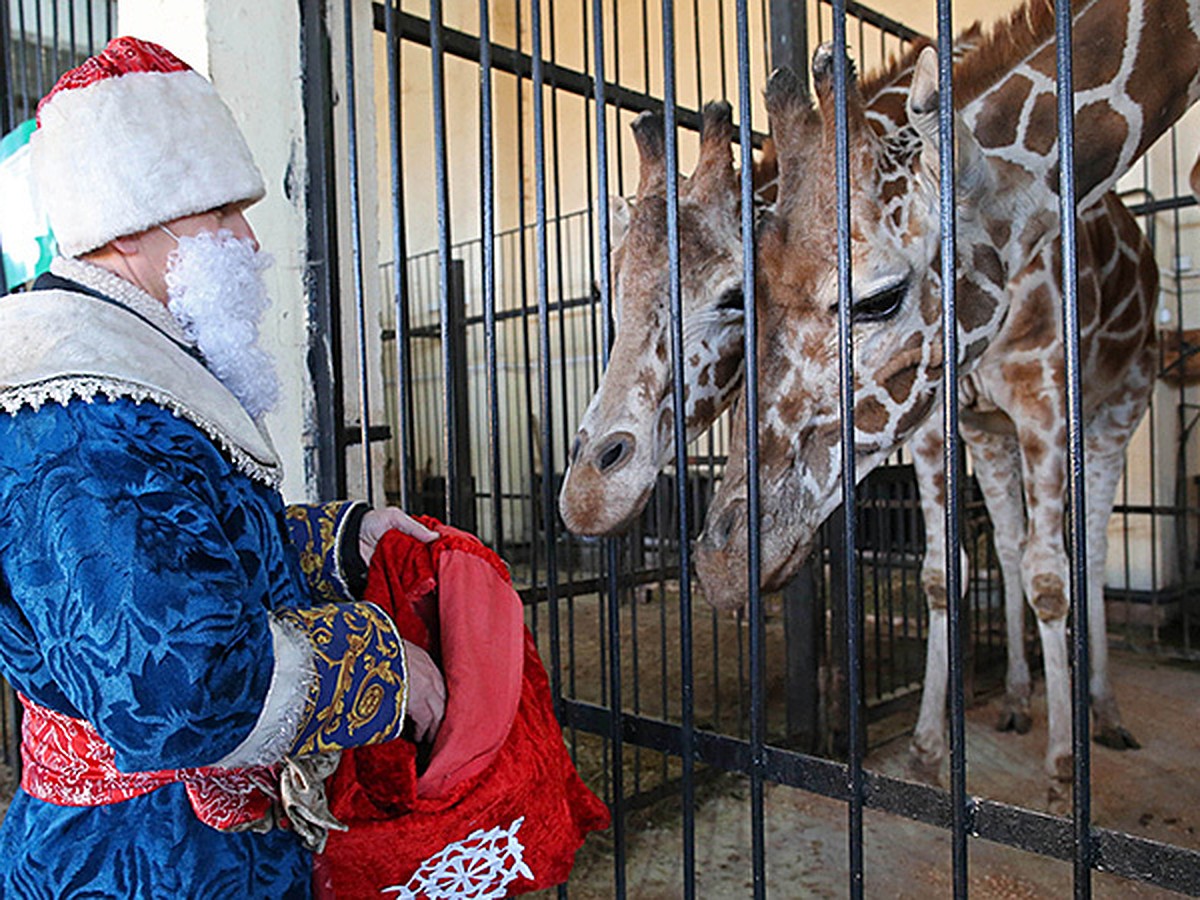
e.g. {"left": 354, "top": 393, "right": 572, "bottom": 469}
{"left": 109, "top": 234, "right": 141, "bottom": 256}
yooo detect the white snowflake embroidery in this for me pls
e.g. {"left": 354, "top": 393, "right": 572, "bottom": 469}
{"left": 383, "top": 817, "right": 534, "bottom": 900}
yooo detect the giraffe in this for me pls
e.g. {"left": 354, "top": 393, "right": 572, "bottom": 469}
{"left": 559, "top": 24, "right": 1152, "bottom": 790}
{"left": 694, "top": 0, "right": 1198, "bottom": 801}
{"left": 1192, "top": 151, "right": 1200, "bottom": 198}
{"left": 558, "top": 38, "right": 965, "bottom": 536}
{"left": 558, "top": 102, "right": 753, "bottom": 536}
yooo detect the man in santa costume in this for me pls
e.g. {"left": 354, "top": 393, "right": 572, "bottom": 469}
{"left": 0, "top": 36, "right": 448, "bottom": 897}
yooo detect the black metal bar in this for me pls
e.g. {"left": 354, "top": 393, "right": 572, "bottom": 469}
{"left": 1053, "top": 2, "right": 1091, "bottom": 896}
{"left": 300, "top": 0, "right": 347, "bottom": 501}
{"left": 1167, "top": 130, "right": 1189, "bottom": 658}
{"left": 340, "top": 0, "right": 375, "bottom": 502}
{"left": 545, "top": 2, "right": 584, "bottom": 752}
{"left": 445, "top": 262, "right": 474, "bottom": 531}
{"left": 1, "top": 0, "right": 14, "bottom": 136}
{"left": 15, "top": 0, "right": 28, "bottom": 123}
{"left": 532, "top": 0, "right": 564, "bottom": 719}
{"left": 736, "top": 0, "right": 765, "bottom": 895}
{"left": 769, "top": 0, "right": 809, "bottom": 87}
{"left": 33, "top": 0, "right": 43, "bottom": 104}
{"left": 478, "top": 0, "right": 501, "bottom": 554}
{"left": 429, "top": 0, "right": 459, "bottom": 522}
{"left": 68, "top": 0, "right": 76, "bottom": 79}
{"left": 660, "top": 1, "right": 696, "bottom": 895}
{"left": 589, "top": 0, "right": 627, "bottom": 892}
{"left": 384, "top": 0, "right": 415, "bottom": 511}
{"left": 933, "top": 0, "right": 969, "bottom": 893}
{"left": 1126, "top": 193, "right": 1197, "bottom": 216}
{"left": 830, "top": 5, "right": 865, "bottom": 896}
{"left": 512, "top": 0, "right": 541, "bottom": 645}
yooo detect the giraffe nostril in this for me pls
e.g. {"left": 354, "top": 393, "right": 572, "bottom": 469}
{"left": 594, "top": 432, "right": 635, "bottom": 474}
{"left": 569, "top": 434, "right": 583, "bottom": 465}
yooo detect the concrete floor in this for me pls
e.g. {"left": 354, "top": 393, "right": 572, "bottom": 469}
{"left": 554, "top": 648, "right": 1200, "bottom": 898}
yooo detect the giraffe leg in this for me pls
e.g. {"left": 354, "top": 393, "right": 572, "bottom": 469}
{"left": 958, "top": 419, "right": 1032, "bottom": 735}
{"left": 1082, "top": 355, "right": 1153, "bottom": 751}
{"left": 1014, "top": 419, "right": 1075, "bottom": 808}
{"left": 906, "top": 414, "right": 968, "bottom": 784}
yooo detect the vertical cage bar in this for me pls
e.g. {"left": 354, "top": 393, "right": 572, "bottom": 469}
{"left": 429, "top": 0, "right": 458, "bottom": 521}
{"left": 591, "top": 1, "right": 628, "bottom": 891}
{"left": 16, "top": 0, "right": 28, "bottom": 122}
{"left": 1, "top": 0, "right": 14, "bottom": 136}
{"left": 33, "top": 0, "right": 43, "bottom": 104}
{"left": 1053, "top": 0, "right": 1091, "bottom": 894}
{"left": 532, "top": 0, "right": 565, "bottom": 713}
{"left": 660, "top": 1, "right": 697, "bottom": 895}
{"left": 829, "top": 5, "right": 864, "bottom": 897}
{"left": 385, "top": 0, "right": 415, "bottom": 511}
{"left": 340, "top": 0, "right": 375, "bottom": 501}
{"left": 735, "top": 0, "right": 765, "bottom": 895}
{"left": 301, "top": 0, "right": 346, "bottom": 500}
{"left": 934, "top": 0, "right": 969, "bottom": 894}
{"left": 479, "top": 0, "right": 503, "bottom": 550}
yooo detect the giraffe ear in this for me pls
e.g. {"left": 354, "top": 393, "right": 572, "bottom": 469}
{"left": 907, "top": 47, "right": 988, "bottom": 198}
{"left": 1190, "top": 153, "right": 1200, "bottom": 202}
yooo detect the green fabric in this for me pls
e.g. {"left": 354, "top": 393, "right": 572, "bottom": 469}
{"left": 0, "top": 120, "right": 56, "bottom": 290}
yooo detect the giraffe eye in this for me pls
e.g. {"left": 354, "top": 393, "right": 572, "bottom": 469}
{"left": 851, "top": 280, "right": 908, "bottom": 323}
{"left": 717, "top": 287, "right": 744, "bottom": 312}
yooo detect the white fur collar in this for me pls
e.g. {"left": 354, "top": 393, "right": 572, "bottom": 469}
{"left": 0, "top": 263, "right": 281, "bottom": 487}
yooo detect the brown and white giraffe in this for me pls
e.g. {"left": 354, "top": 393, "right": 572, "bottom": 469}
{"left": 558, "top": 39, "right": 957, "bottom": 536}
{"left": 559, "top": 25, "right": 1148, "bottom": 791}
{"left": 558, "top": 102, "right": 753, "bottom": 535}
{"left": 695, "top": 0, "right": 1197, "bottom": 801}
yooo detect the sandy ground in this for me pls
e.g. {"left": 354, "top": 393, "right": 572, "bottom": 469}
{"left": 551, "top": 648, "right": 1200, "bottom": 898}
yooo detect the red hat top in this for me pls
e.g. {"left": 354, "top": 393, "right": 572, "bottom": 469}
{"left": 37, "top": 37, "right": 191, "bottom": 125}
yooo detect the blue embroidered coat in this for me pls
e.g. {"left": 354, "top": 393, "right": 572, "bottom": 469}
{"left": 0, "top": 259, "right": 410, "bottom": 898}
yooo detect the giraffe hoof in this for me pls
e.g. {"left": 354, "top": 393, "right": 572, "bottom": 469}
{"left": 907, "top": 754, "right": 943, "bottom": 786}
{"left": 1095, "top": 725, "right": 1141, "bottom": 750}
{"left": 995, "top": 709, "right": 1033, "bottom": 735}
{"left": 1047, "top": 781, "right": 1072, "bottom": 817}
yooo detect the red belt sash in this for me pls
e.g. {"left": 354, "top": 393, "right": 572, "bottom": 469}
{"left": 19, "top": 695, "right": 278, "bottom": 831}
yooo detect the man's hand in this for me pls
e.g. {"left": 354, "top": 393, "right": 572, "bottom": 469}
{"left": 359, "top": 507, "right": 438, "bottom": 567}
{"left": 403, "top": 639, "right": 446, "bottom": 742}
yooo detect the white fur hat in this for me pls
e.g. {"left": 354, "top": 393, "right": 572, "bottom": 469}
{"left": 31, "top": 37, "right": 266, "bottom": 257}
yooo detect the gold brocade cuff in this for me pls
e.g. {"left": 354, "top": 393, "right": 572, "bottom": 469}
{"left": 278, "top": 601, "right": 408, "bottom": 757}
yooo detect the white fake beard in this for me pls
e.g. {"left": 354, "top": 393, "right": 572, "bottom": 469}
{"left": 165, "top": 229, "right": 281, "bottom": 419}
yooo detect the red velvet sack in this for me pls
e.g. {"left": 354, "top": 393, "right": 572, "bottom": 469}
{"left": 313, "top": 520, "right": 609, "bottom": 899}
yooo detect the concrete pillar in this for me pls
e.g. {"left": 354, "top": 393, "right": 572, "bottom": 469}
{"left": 118, "top": 0, "right": 317, "bottom": 502}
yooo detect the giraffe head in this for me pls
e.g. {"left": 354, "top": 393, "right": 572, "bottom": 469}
{"left": 695, "top": 47, "right": 1012, "bottom": 610}
{"left": 558, "top": 103, "right": 751, "bottom": 536}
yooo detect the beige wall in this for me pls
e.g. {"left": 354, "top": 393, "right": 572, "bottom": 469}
{"left": 119, "top": 0, "right": 315, "bottom": 503}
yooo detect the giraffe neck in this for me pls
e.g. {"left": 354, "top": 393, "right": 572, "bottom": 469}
{"left": 965, "top": 0, "right": 1200, "bottom": 271}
